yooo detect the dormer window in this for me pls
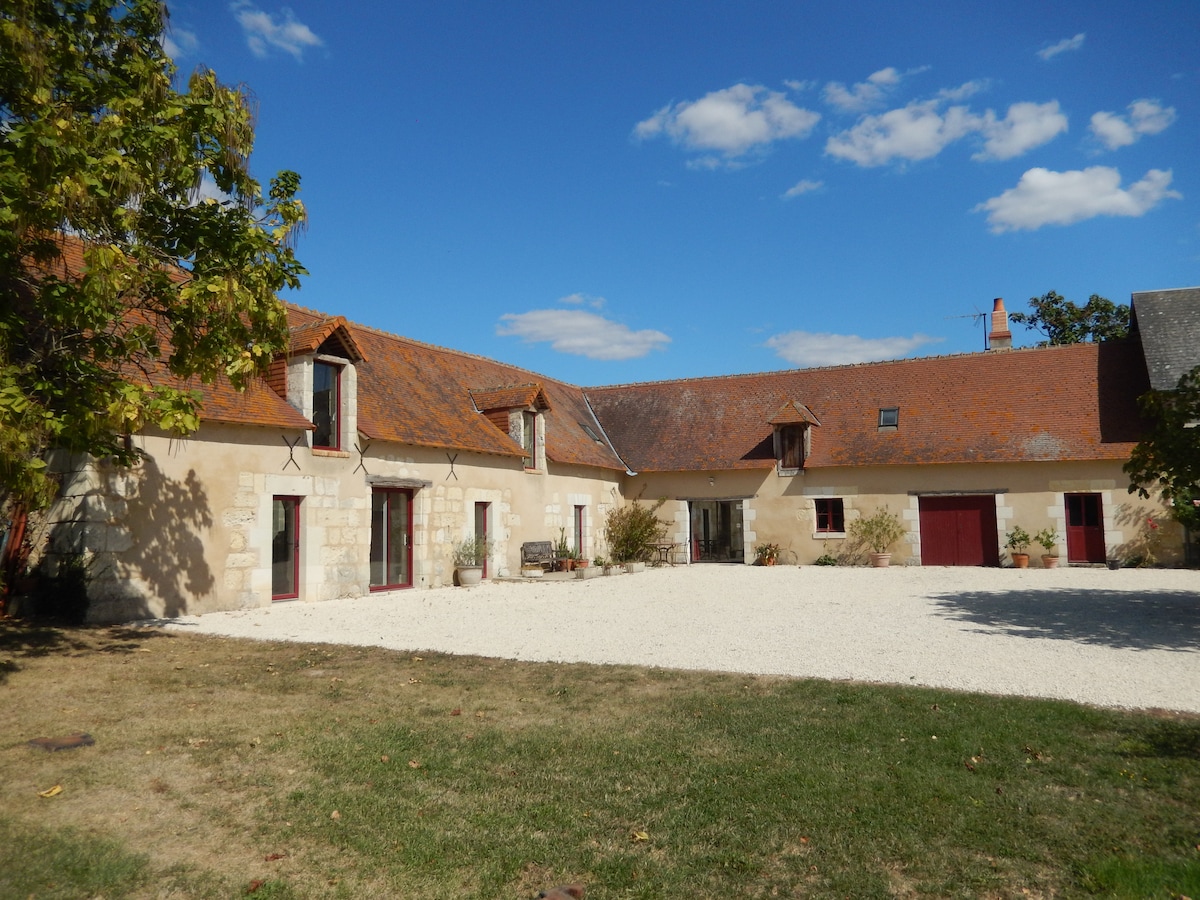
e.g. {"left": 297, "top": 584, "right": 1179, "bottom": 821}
{"left": 313, "top": 360, "right": 341, "bottom": 449}
{"left": 768, "top": 400, "right": 820, "bottom": 475}
{"left": 469, "top": 382, "right": 550, "bottom": 473}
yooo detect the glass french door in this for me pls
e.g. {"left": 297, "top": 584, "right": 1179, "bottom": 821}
{"left": 371, "top": 489, "right": 412, "bottom": 590}
{"left": 271, "top": 496, "right": 300, "bottom": 600}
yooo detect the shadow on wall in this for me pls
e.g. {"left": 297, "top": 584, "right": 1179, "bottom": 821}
{"left": 930, "top": 588, "right": 1200, "bottom": 652}
{"left": 42, "top": 453, "right": 215, "bottom": 622}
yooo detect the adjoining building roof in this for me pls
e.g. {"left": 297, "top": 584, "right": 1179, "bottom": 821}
{"left": 1130, "top": 287, "right": 1200, "bottom": 391}
{"left": 585, "top": 341, "right": 1149, "bottom": 473}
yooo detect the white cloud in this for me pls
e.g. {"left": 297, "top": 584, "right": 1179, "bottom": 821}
{"left": 765, "top": 331, "right": 942, "bottom": 367}
{"left": 784, "top": 79, "right": 817, "bottom": 93}
{"left": 163, "top": 26, "right": 199, "bottom": 60}
{"left": 1090, "top": 99, "right": 1177, "bottom": 150}
{"left": 822, "top": 67, "right": 902, "bottom": 113}
{"left": 559, "top": 292, "right": 606, "bottom": 309}
{"left": 633, "top": 84, "right": 820, "bottom": 161}
{"left": 497, "top": 310, "right": 671, "bottom": 361}
{"left": 1038, "top": 33, "right": 1086, "bottom": 61}
{"left": 825, "top": 100, "right": 981, "bottom": 167}
{"left": 230, "top": 2, "right": 323, "bottom": 60}
{"left": 974, "top": 101, "right": 1068, "bottom": 161}
{"left": 782, "top": 179, "right": 824, "bottom": 199}
{"left": 938, "top": 79, "right": 990, "bottom": 102}
{"left": 974, "top": 166, "right": 1182, "bottom": 232}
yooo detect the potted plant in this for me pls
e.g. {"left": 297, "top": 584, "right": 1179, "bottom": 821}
{"left": 754, "top": 542, "right": 782, "bottom": 566}
{"left": 555, "top": 528, "right": 575, "bottom": 572}
{"left": 452, "top": 535, "right": 491, "bottom": 586}
{"left": 1033, "top": 528, "right": 1060, "bottom": 568}
{"left": 849, "top": 507, "right": 906, "bottom": 567}
{"left": 1005, "top": 526, "right": 1031, "bottom": 568}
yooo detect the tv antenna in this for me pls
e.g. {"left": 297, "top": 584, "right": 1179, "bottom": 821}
{"left": 945, "top": 305, "right": 988, "bottom": 350}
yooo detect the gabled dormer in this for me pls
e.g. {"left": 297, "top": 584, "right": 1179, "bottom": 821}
{"left": 276, "top": 316, "right": 367, "bottom": 453}
{"left": 470, "top": 383, "right": 551, "bottom": 472}
{"left": 768, "top": 400, "right": 820, "bottom": 475}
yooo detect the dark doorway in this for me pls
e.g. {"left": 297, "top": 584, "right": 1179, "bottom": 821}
{"left": 689, "top": 500, "right": 744, "bottom": 562}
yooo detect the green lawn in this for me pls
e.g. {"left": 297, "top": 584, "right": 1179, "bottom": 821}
{"left": 1, "top": 623, "right": 1197, "bottom": 898}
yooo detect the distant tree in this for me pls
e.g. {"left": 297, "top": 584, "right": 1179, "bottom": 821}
{"left": 1009, "top": 291, "right": 1129, "bottom": 346}
{"left": 1124, "top": 365, "right": 1200, "bottom": 532}
{"left": 0, "top": 0, "right": 307, "bottom": 511}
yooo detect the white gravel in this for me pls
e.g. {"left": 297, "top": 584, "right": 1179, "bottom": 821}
{"left": 158, "top": 565, "right": 1200, "bottom": 713}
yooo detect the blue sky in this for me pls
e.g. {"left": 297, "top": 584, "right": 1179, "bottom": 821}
{"left": 164, "top": 1, "right": 1199, "bottom": 386}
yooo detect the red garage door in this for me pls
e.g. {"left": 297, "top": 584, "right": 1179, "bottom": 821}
{"left": 919, "top": 495, "right": 1000, "bottom": 566}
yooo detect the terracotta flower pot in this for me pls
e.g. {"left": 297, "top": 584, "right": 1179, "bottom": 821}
{"left": 1011, "top": 552, "right": 1030, "bottom": 569}
{"left": 869, "top": 552, "right": 891, "bottom": 567}
{"left": 1042, "top": 555, "right": 1059, "bottom": 569}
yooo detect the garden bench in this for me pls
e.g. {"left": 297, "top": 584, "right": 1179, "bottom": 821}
{"left": 520, "top": 541, "right": 557, "bottom": 571}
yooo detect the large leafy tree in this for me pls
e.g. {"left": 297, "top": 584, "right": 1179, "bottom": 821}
{"left": 1009, "top": 290, "right": 1129, "bottom": 346}
{"left": 1124, "top": 366, "right": 1200, "bottom": 532}
{"left": 0, "top": 0, "right": 306, "bottom": 510}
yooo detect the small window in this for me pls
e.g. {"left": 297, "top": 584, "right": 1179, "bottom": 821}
{"left": 580, "top": 421, "right": 601, "bottom": 442}
{"left": 313, "top": 361, "right": 341, "bottom": 449}
{"left": 878, "top": 407, "right": 899, "bottom": 429}
{"left": 815, "top": 498, "right": 845, "bottom": 534}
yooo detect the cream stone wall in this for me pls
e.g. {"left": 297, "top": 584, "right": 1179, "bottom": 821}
{"left": 35, "top": 411, "right": 1175, "bottom": 624}
{"left": 623, "top": 460, "right": 1174, "bottom": 568}
{"left": 39, "top": 420, "right": 623, "bottom": 622}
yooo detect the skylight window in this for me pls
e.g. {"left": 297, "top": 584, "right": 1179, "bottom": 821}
{"left": 878, "top": 407, "right": 899, "bottom": 429}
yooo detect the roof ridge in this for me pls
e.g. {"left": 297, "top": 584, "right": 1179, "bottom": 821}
{"left": 584, "top": 341, "right": 1113, "bottom": 391}
{"left": 288, "top": 303, "right": 585, "bottom": 389}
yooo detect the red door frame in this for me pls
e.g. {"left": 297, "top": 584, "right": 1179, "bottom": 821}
{"left": 271, "top": 496, "right": 301, "bottom": 601}
{"left": 371, "top": 488, "right": 414, "bottom": 590}
{"left": 1065, "top": 493, "right": 1106, "bottom": 563}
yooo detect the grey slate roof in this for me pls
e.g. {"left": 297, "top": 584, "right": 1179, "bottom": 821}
{"left": 1131, "top": 287, "right": 1200, "bottom": 391}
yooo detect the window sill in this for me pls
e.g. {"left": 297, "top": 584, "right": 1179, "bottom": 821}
{"left": 776, "top": 466, "right": 802, "bottom": 477}
{"left": 313, "top": 448, "right": 351, "bottom": 458}
{"left": 523, "top": 467, "right": 543, "bottom": 474}
{"left": 813, "top": 532, "right": 846, "bottom": 540}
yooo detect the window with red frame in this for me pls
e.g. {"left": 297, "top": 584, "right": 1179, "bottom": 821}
{"left": 815, "top": 498, "right": 845, "bottom": 533}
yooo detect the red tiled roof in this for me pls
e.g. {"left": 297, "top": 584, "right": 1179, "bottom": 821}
{"left": 23, "top": 234, "right": 311, "bottom": 432}
{"left": 286, "top": 307, "right": 628, "bottom": 470}
{"left": 470, "top": 383, "right": 548, "bottom": 411}
{"left": 768, "top": 401, "right": 821, "bottom": 427}
{"left": 289, "top": 316, "right": 367, "bottom": 362}
{"left": 584, "top": 341, "right": 1149, "bottom": 472}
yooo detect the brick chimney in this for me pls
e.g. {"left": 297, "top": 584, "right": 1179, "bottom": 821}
{"left": 988, "top": 297, "right": 1012, "bottom": 350}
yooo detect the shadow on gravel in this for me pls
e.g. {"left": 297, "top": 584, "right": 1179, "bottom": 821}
{"left": 930, "top": 589, "right": 1200, "bottom": 651}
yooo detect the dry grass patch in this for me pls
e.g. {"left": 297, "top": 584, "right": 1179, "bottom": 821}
{"left": 1, "top": 621, "right": 1198, "bottom": 899}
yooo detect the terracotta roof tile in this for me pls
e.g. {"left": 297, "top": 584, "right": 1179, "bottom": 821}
{"left": 470, "top": 383, "right": 548, "bottom": 411}
{"left": 585, "top": 341, "right": 1149, "bottom": 472}
{"left": 289, "top": 316, "right": 367, "bottom": 362}
{"left": 286, "top": 307, "right": 627, "bottom": 469}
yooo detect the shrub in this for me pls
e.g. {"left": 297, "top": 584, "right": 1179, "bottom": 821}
{"left": 451, "top": 535, "right": 491, "bottom": 567}
{"left": 849, "top": 507, "right": 906, "bottom": 554}
{"left": 604, "top": 498, "right": 667, "bottom": 564}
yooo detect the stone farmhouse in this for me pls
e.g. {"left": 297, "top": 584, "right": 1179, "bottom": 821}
{"left": 25, "top": 278, "right": 1200, "bottom": 622}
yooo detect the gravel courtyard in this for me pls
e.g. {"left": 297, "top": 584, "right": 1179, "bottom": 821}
{"left": 161, "top": 564, "right": 1200, "bottom": 714}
